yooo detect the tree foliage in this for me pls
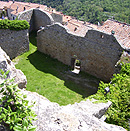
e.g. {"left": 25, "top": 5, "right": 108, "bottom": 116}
{"left": 89, "top": 63, "right": 130, "bottom": 130}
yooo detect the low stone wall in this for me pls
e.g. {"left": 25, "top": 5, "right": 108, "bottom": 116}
{"left": 37, "top": 23, "right": 123, "bottom": 81}
{"left": 0, "top": 29, "right": 29, "bottom": 59}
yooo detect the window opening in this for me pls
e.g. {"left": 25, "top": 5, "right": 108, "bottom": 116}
{"left": 71, "top": 58, "right": 81, "bottom": 74}
{"left": 100, "top": 34, "right": 104, "bottom": 38}
{"left": 24, "top": 7, "right": 26, "bottom": 11}
{"left": 74, "top": 27, "right": 77, "bottom": 32}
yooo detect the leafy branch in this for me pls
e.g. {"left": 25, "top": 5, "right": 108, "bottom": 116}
{"left": 88, "top": 62, "right": 130, "bottom": 130}
{"left": 0, "top": 70, "right": 37, "bottom": 131}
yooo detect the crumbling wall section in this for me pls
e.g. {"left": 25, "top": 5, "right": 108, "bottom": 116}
{"left": 37, "top": 23, "right": 123, "bottom": 81}
{"left": 0, "top": 29, "right": 29, "bottom": 59}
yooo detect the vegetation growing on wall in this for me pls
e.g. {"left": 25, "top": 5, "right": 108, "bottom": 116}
{"left": 0, "top": 19, "right": 30, "bottom": 30}
{"left": 89, "top": 62, "right": 130, "bottom": 130}
{"left": 0, "top": 70, "right": 37, "bottom": 131}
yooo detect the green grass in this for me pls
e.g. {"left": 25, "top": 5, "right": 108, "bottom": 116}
{"left": 13, "top": 32, "right": 99, "bottom": 105}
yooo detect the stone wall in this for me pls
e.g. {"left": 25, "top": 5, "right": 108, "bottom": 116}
{"left": 37, "top": 23, "right": 123, "bottom": 81}
{"left": 51, "top": 13, "right": 63, "bottom": 23}
{"left": 0, "top": 29, "right": 29, "bottom": 59}
{"left": 33, "top": 9, "right": 54, "bottom": 31}
{"left": 18, "top": 9, "right": 34, "bottom": 32}
{"left": 18, "top": 9, "right": 54, "bottom": 32}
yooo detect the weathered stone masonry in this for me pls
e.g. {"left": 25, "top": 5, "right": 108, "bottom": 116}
{"left": 18, "top": 9, "right": 54, "bottom": 32}
{"left": 0, "top": 29, "right": 29, "bottom": 59}
{"left": 17, "top": 9, "right": 124, "bottom": 81}
{"left": 18, "top": 8, "right": 62, "bottom": 32}
{"left": 18, "top": 9, "right": 34, "bottom": 32}
{"left": 37, "top": 23, "right": 123, "bottom": 81}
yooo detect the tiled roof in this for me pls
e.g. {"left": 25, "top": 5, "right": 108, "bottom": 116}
{"left": 0, "top": 1, "right": 13, "bottom": 9}
{"left": 9, "top": 2, "right": 42, "bottom": 15}
{"left": 63, "top": 17, "right": 97, "bottom": 36}
{"left": 98, "top": 19, "right": 130, "bottom": 49}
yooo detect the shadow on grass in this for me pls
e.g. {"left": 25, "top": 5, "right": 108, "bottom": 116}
{"left": 28, "top": 50, "right": 100, "bottom": 98}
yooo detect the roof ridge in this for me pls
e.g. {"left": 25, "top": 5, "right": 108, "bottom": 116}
{"left": 108, "top": 19, "right": 130, "bottom": 26}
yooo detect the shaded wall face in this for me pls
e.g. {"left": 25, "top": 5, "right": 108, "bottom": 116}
{"left": 18, "top": 9, "right": 54, "bottom": 32}
{"left": 37, "top": 24, "right": 123, "bottom": 81}
{"left": 33, "top": 9, "right": 53, "bottom": 31}
{"left": 0, "top": 29, "right": 29, "bottom": 59}
{"left": 18, "top": 9, "right": 34, "bottom": 32}
{"left": 51, "top": 13, "right": 63, "bottom": 23}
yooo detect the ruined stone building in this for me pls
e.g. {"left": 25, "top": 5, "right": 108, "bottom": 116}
{"left": 0, "top": 1, "right": 130, "bottom": 81}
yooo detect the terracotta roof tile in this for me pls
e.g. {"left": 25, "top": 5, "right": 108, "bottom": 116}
{"left": 97, "top": 19, "right": 130, "bottom": 49}
{"left": 63, "top": 17, "right": 97, "bottom": 36}
{"left": 0, "top": 1, "right": 12, "bottom": 9}
{"left": 9, "top": 1, "right": 40, "bottom": 15}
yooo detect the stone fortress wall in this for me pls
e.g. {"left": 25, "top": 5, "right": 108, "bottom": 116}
{"left": 37, "top": 23, "right": 123, "bottom": 81}
{"left": 33, "top": 9, "right": 54, "bottom": 31}
{"left": 51, "top": 13, "right": 63, "bottom": 23}
{"left": 0, "top": 5, "right": 127, "bottom": 130}
{"left": 0, "top": 29, "right": 29, "bottom": 59}
{"left": 18, "top": 8, "right": 59, "bottom": 32}
{"left": 0, "top": 8, "right": 56, "bottom": 60}
{"left": 18, "top": 8, "right": 123, "bottom": 81}
{"left": 0, "top": 8, "right": 124, "bottom": 81}
{"left": 18, "top": 9, "right": 34, "bottom": 32}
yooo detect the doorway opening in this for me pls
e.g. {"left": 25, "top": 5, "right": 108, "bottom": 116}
{"left": 71, "top": 58, "right": 81, "bottom": 74}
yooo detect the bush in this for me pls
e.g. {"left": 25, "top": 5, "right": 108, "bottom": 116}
{"left": 0, "top": 19, "right": 30, "bottom": 30}
{"left": 89, "top": 62, "right": 130, "bottom": 130}
{"left": 0, "top": 70, "right": 36, "bottom": 131}
{"left": 0, "top": 19, "right": 10, "bottom": 29}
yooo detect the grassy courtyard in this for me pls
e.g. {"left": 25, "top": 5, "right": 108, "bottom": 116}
{"left": 13, "top": 32, "right": 99, "bottom": 105}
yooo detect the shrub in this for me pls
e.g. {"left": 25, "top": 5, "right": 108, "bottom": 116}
{"left": 0, "top": 19, "right": 30, "bottom": 30}
{"left": 0, "top": 69, "right": 37, "bottom": 131}
{"left": 0, "top": 19, "right": 10, "bottom": 29}
{"left": 89, "top": 62, "right": 130, "bottom": 130}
